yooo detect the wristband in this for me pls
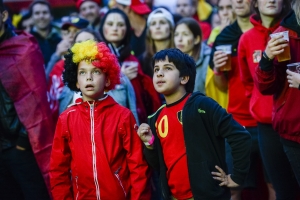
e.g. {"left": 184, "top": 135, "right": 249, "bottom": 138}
{"left": 262, "top": 51, "right": 272, "bottom": 61}
{"left": 144, "top": 134, "right": 155, "bottom": 146}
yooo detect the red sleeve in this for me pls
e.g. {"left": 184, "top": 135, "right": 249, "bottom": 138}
{"left": 120, "top": 112, "right": 151, "bottom": 200}
{"left": 254, "top": 64, "right": 278, "bottom": 95}
{"left": 49, "top": 114, "right": 73, "bottom": 200}
{"left": 238, "top": 35, "right": 254, "bottom": 98}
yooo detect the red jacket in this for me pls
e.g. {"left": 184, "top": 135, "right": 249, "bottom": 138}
{"left": 228, "top": 56, "right": 257, "bottom": 127}
{"left": 0, "top": 31, "right": 54, "bottom": 191}
{"left": 238, "top": 15, "right": 280, "bottom": 123}
{"left": 124, "top": 55, "right": 161, "bottom": 123}
{"left": 48, "top": 59, "right": 65, "bottom": 123}
{"left": 50, "top": 95, "right": 151, "bottom": 200}
{"left": 255, "top": 25, "right": 300, "bottom": 143}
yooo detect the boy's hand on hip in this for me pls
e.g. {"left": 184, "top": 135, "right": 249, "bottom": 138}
{"left": 211, "top": 165, "right": 239, "bottom": 188}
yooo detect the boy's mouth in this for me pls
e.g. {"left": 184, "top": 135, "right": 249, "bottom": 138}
{"left": 156, "top": 81, "right": 165, "bottom": 85}
{"left": 85, "top": 84, "right": 94, "bottom": 90}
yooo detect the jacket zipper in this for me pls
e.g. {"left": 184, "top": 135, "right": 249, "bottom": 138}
{"left": 89, "top": 103, "right": 101, "bottom": 200}
{"left": 75, "top": 176, "right": 79, "bottom": 200}
{"left": 114, "top": 167, "right": 127, "bottom": 197}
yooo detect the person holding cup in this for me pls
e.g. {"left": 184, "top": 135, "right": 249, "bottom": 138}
{"left": 238, "top": 0, "right": 298, "bottom": 199}
{"left": 99, "top": 8, "right": 161, "bottom": 124}
{"left": 255, "top": 0, "right": 300, "bottom": 186}
{"left": 210, "top": 0, "right": 275, "bottom": 199}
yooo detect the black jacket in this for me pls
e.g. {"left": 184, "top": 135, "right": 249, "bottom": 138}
{"left": 0, "top": 26, "right": 30, "bottom": 151}
{"left": 144, "top": 92, "right": 251, "bottom": 200}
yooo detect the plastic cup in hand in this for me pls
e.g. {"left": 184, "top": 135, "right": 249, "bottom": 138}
{"left": 287, "top": 63, "right": 300, "bottom": 74}
{"left": 270, "top": 31, "right": 291, "bottom": 62}
{"left": 215, "top": 45, "right": 232, "bottom": 71}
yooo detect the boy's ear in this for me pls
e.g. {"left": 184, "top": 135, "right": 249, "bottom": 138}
{"left": 76, "top": 82, "right": 80, "bottom": 89}
{"left": 181, "top": 76, "right": 189, "bottom": 85}
{"left": 105, "top": 79, "right": 110, "bottom": 87}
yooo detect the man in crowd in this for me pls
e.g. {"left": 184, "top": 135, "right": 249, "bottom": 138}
{"left": 76, "top": 0, "right": 103, "bottom": 30}
{"left": 0, "top": 0, "right": 54, "bottom": 199}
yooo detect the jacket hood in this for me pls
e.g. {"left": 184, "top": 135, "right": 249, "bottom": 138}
{"left": 250, "top": 14, "right": 280, "bottom": 34}
{"left": 280, "top": 10, "right": 300, "bottom": 36}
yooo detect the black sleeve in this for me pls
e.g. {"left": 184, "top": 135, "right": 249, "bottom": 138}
{"left": 0, "top": 82, "right": 30, "bottom": 149}
{"left": 259, "top": 52, "right": 274, "bottom": 71}
{"left": 208, "top": 98, "right": 252, "bottom": 185}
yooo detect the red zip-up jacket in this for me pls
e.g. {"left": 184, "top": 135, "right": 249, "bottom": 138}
{"left": 50, "top": 95, "right": 151, "bottom": 200}
{"left": 255, "top": 11, "right": 300, "bottom": 143}
{"left": 238, "top": 15, "right": 280, "bottom": 123}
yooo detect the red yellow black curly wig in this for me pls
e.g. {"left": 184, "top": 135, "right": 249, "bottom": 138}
{"left": 63, "top": 40, "right": 121, "bottom": 92}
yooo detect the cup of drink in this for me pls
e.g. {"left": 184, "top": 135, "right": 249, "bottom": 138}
{"left": 215, "top": 45, "right": 232, "bottom": 71}
{"left": 270, "top": 31, "right": 290, "bottom": 62}
{"left": 287, "top": 62, "right": 300, "bottom": 74}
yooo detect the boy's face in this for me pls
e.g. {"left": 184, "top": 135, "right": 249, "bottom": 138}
{"left": 153, "top": 57, "right": 188, "bottom": 96}
{"left": 76, "top": 60, "right": 110, "bottom": 101}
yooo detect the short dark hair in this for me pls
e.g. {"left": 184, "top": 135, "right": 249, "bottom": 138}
{"left": 153, "top": 48, "right": 196, "bottom": 93}
{"left": 29, "top": 0, "right": 52, "bottom": 16}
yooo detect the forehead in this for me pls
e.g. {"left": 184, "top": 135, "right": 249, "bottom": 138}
{"left": 175, "top": 23, "right": 190, "bottom": 31}
{"left": 154, "top": 56, "right": 174, "bottom": 66}
{"left": 150, "top": 16, "right": 169, "bottom": 23}
{"left": 177, "top": 0, "right": 192, "bottom": 5}
{"left": 218, "top": 0, "right": 232, "bottom": 6}
{"left": 105, "top": 13, "right": 125, "bottom": 22}
{"left": 78, "top": 60, "right": 97, "bottom": 69}
{"left": 32, "top": 3, "right": 50, "bottom": 12}
{"left": 80, "top": 1, "right": 99, "bottom": 8}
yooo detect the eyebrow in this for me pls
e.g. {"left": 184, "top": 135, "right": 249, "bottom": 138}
{"left": 154, "top": 63, "right": 175, "bottom": 68}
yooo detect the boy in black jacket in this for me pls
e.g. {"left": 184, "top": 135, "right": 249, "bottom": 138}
{"left": 137, "top": 48, "right": 251, "bottom": 200}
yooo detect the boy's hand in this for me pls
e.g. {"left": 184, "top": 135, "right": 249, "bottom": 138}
{"left": 211, "top": 165, "right": 239, "bottom": 188}
{"left": 137, "top": 123, "right": 153, "bottom": 143}
{"left": 213, "top": 51, "right": 228, "bottom": 72}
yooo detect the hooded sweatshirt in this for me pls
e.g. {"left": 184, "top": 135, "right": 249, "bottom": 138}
{"left": 238, "top": 14, "right": 280, "bottom": 123}
{"left": 255, "top": 11, "right": 300, "bottom": 144}
{"left": 210, "top": 21, "right": 257, "bottom": 127}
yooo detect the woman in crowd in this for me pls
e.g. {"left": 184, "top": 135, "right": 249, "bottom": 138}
{"left": 139, "top": 7, "right": 175, "bottom": 78}
{"left": 99, "top": 8, "right": 161, "bottom": 123}
{"left": 207, "top": 0, "right": 236, "bottom": 46}
{"left": 238, "top": 0, "right": 298, "bottom": 198}
{"left": 255, "top": 0, "right": 300, "bottom": 187}
{"left": 173, "top": 17, "right": 211, "bottom": 94}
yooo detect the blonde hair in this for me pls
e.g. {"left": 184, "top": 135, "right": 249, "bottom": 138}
{"left": 292, "top": 0, "right": 300, "bottom": 25}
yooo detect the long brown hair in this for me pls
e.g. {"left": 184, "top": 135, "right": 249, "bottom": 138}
{"left": 174, "top": 17, "right": 202, "bottom": 61}
{"left": 251, "top": 0, "right": 291, "bottom": 26}
{"left": 292, "top": 0, "right": 300, "bottom": 25}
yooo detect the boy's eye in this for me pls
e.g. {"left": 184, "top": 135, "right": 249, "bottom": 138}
{"left": 154, "top": 68, "right": 159, "bottom": 72}
{"left": 166, "top": 67, "right": 172, "bottom": 70}
{"left": 79, "top": 71, "right": 86, "bottom": 75}
{"left": 93, "top": 70, "right": 101, "bottom": 74}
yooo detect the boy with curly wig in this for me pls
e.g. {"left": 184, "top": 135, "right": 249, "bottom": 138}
{"left": 49, "top": 40, "right": 151, "bottom": 200}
